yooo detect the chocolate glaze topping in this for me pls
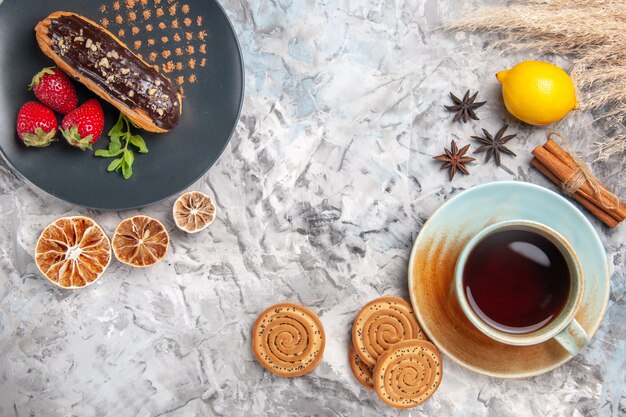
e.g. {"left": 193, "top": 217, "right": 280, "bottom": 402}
{"left": 45, "top": 14, "right": 180, "bottom": 130}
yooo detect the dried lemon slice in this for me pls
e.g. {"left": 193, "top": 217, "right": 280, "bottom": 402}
{"left": 172, "top": 191, "right": 216, "bottom": 233}
{"left": 35, "top": 216, "right": 111, "bottom": 288}
{"left": 112, "top": 215, "right": 169, "bottom": 267}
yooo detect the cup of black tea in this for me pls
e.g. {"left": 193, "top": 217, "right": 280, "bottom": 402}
{"left": 454, "top": 220, "right": 589, "bottom": 355}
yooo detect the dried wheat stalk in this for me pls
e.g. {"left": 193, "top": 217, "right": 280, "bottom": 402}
{"left": 445, "top": 0, "right": 626, "bottom": 160}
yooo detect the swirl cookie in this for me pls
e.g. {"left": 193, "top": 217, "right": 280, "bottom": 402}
{"left": 349, "top": 344, "right": 374, "bottom": 390}
{"left": 252, "top": 303, "right": 325, "bottom": 377}
{"left": 352, "top": 296, "right": 424, "bottom": 367}
{"left": 374, "top": 340, "right": 442, "bottom": 409}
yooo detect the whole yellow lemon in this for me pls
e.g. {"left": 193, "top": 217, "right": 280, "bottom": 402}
{"left": 496, "top": 61, "right": 577, "bottom": 125}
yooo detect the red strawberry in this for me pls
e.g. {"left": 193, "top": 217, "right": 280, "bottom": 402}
{"left": 29, "top": 67, "right": 78, "bottom": 114}
{"left": 61, "top": 99, "right": 105, "bottom": 150}
{"left": 16, "top": 101, "right": 58, "bottom": 147}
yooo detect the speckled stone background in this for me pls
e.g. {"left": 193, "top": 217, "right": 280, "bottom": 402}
{"left": 0, "top": 0, "right": 624, "bottom": 416}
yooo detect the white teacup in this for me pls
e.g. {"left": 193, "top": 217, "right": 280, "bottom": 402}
{"left": 454, "top": 220, "right": 589, "bottom": 355}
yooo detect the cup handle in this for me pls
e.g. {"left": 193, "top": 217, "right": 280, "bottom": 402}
{"left": 553, "top": 319, "right": 590, "bottom": 356}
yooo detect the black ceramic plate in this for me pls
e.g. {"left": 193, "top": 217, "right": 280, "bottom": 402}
{"left": 0, "top": 0, "right": 243, "bottom": 210}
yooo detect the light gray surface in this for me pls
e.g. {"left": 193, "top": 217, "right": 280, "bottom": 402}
{"left": 0, "top": 0, "right": 624, "bottom": 416}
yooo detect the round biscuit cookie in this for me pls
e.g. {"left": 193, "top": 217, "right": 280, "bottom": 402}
{"left": 252, "top": 303, "right": 325, "bottom": 377}
{"left": 373, "top": 339, "right": 443, "bottom": 409}
{"left": 352, "top": 296, "right": 424, "bottom": 367}
{"left": 349, "top": 343, "right": 374, "bottom": 390}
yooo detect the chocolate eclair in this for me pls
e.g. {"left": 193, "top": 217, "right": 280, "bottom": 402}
{"left": 35, "top": 11, "right": 182, "bottom": 133}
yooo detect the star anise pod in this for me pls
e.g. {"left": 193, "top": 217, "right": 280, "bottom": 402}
{"left": 472, "top": 125, "right": 517, "bottom": 166}
{"left": 444, "top": 90, "right": 486, "bottom": 123}
{"left": 433, "top": 140, "right": 475, "bottom": 180}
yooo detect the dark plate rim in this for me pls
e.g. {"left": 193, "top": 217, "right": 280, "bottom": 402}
{"left": 0, "top": 0, "right": 245, "bottom": 211}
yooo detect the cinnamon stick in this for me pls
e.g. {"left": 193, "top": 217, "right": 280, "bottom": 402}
{"left": 544, "top": 139, "right": 619, "bottom": 199}
{"left": 532, "top": 145, "right": 626, "bottom": 222}
{"left": 531, "top": 158, "right": 619, "bottom": 228}
{"left": 544, "top": 139, "right": 577, "bottom": 169}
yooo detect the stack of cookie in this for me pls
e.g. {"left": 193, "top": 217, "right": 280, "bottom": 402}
{"left": 349, "top": 296, "right": 443, "bottom": 409}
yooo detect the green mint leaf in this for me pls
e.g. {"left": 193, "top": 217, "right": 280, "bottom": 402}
{"left": 107, "top": 157, "right": 123, "bottom": 171}
{"left": 110, "top": 133, "right": 123, "bottom": 146}
{"left": 108, "top": 114, "right": 125, "bottom": 146}
{"left": 108, "top": 139, "right": 122, "bottom": 154}
{"left": 128, "top": 134, "right": 148, "bottom": 153}
{"left": 96, "top": 112, "right": 144, "bottom": 179}
{"left": 108, "top": 113, "right": 124, "bottom": 137}
{"left": 122, "top": 161, "right": 133, "bottom": 179}
{"left": 95, "top": 148, "right": 123, "bottom": 157}
{"left": 123, "top": 149, "right": 135, "bottom": 166}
